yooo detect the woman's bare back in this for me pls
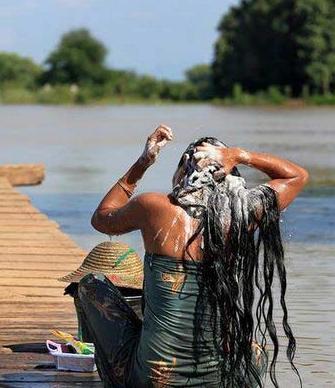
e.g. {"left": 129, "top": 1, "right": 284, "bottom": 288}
{"left": 138, "top": 192, "right": 202, "bottom": 260}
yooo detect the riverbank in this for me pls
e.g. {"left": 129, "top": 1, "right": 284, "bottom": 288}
{"left": 2, "top": 85, "right": 335, "bottom": 106}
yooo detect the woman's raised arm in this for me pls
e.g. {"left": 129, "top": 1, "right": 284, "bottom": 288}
{"left": 237, "top": 149, "right": 309, "bottom": 210}
{"left": 194, "top": 144, "right": 309, "bottom": 211}
{"left": 91, "top": 125, "right": 173, "bottom": 234}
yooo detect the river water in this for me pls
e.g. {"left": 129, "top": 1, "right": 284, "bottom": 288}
{"left": 0, "top": 104, "right": 334, "bottom": 386}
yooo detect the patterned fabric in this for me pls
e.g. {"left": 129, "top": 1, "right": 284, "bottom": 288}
{"left": 78, "top": 255, "right": 267, "bottom": 387}
{"left": 78, "top": 274, "right": 142, "bottom": 387}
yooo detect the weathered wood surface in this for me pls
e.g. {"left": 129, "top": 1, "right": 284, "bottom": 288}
{"left": 0, "top": 352, "right": 102, "bottom": 387}
{"left": 0, "top": 164, "right": 45, "bottom": 186}
{"left": 0, "top": 177, "right": 102, "bottom": 387}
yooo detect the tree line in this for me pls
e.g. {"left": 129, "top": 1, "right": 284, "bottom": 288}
{"left": 1, "top": 0, "right": 335, "bottom": 104}
{"left": 0, "top": 29, "right": 211, "bottom": 104}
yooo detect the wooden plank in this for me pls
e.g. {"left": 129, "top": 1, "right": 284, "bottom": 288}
{"left": 0, "top": 220, "right": 58, "bottom": 226}
{"left": 0, "top": 309, "right": 75, "bottom": 317}
{"left": 0, "top": 189, "right": 18, "bottom": 193}
{"left": 0, "top": 277, "right": 76, "bottom": 290}
{"left": 0, "top": 230, "right": 70, "bottom": 238}
{"left": 0, "top": 315, "right": 77, "bottom": 323}
{"left": 0, "top": 296, "right": 76, "bottom": 303}
{"left": 0, "top": 322, "right": 78, "bottom": 332}
{"left": 0, "top": 278, "right": 76, "bottom": 287}
{"left": 0, "top": 226, "right": 60, "bottom": 233}
{"left": 0, "top": 201, "right": 31, "bottom": 207}
{"left": 0, "top": 330, "right": 78, "bottom": 340}
{"left": 0, "top": 304, "right": 75, "bottom": 313}
{"left": 0, "top": 214, "right": 49, "bottom": 221}
{"left": 0, "top": 270, "right": 79, "bottom": 278}
{"left": 0, "top": 247, "right": 83, "bottom": 255}
{"left": 0, "top": 240, "right": 81, "bottom": 248}
{"left": 0, "top": 203, "right": 38, "bottom": 210}
{"left": 0, "top": 381, "right": 102, "bottom": 387}
{"left": 0, "top": 312, "right": 75, "bottom": 320}
{"left": 0, "top": 208, "right": 50, "bottom": 216}
{"left": 0, "top": 234, "right": 78, "bottom": 243}
{"left": 0, "top": 262, "right": 81, "bottom": 271}
{"left": 0, "top": 163, "right": 45, "bottom": 186}
{"left": 0, "top": 193, "right": 30, "bottom": 200}
{"left": 0, "top": 255, "right": 84, "bottom": 263}
{"left": 0, "top": 285, "right": 69, "bottom": 294}
{"left": 0, "top": 301, "right": 74, "bottom": 308}
{"left": 0, "top": 371, "right": 101, "bottom": 385}
{"left": 0, "top": 193, "right": 29, "bottom": 199}
{"left": 0, "top": 314, "right": 75, "bottom": 322}
{"left": 0, "top": 195, "right": 29, "bottom": 201}
{"left": 0, "top": 319, "right": 76, "bottom": 327}
{"left": 0, "top": 353, "right": 54, "bottom": 367}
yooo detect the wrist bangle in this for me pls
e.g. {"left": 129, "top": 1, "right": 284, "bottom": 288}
{"left": 116, "top": 179, "right": 136, "bottom": 197}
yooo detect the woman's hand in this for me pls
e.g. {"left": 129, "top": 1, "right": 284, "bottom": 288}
{"left": 141, "top": 124, "right": 173, "bottom": 166}
{"left": 194, "top": 143, "right": 246, "bottom": 176}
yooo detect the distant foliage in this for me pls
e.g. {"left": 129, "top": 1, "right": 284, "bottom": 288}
{"left": 0, "top": 52, "right": 42, "bottom": 89}
{"left": 186, "top": 64, "right": 214, "bottom": 100}
{"left": 42, "top": 28, "right": 108, "bottom": 85}
{"left": 37, "top": 28, "right": 199, "bottom": 102}
{"left": 2, "top": 16, "right": 335, "bottom": 105}
{"left": 212, "top": 0, "right": 335, "bottom": 96}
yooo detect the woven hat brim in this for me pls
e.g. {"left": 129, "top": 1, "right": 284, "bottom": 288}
{"left": 58, "top": 241, "right": 144, "bottom": 289}
{"left": 58, "top": 268, "right": 143, "bottom": 289}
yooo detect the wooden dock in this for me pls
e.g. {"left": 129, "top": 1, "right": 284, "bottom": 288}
{"left": 0, "top": 176, "right": 102, "bottom": 387}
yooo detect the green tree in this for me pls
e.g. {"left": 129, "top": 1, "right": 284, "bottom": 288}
{"left": 135, "top": 75, "right": 161, "bottom": 99}
{"left": 212, "top": 0, "right": 335, "bottom": 96}
{"left": 185, "top": 64, "right": 214, "bottom": 99}
{"left": 0, "top": 52, "right": 41, "bottom": 88}
{"left": 297, "top": 0, "right": 335, "bottom": 94}
{"left": 158, "top": 80, "right": 197, "bottom": 101}
{"left": 42, "top": 28, "right": 108, "bottom": 85}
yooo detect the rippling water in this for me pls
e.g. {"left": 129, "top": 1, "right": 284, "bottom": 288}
{"left": 1, "top": 104, "right": 334, "bottom": 386}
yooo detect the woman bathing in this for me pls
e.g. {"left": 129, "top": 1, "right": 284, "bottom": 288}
{"left": 79, "top": 125, "right": 308, "bottom": 387}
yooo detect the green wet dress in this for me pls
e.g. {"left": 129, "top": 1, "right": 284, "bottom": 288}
{"left": 78, "top": 252, "right": 267, "bottom": 387}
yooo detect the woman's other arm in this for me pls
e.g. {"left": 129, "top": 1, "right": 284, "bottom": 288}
{"left": 194, "top": 144, "right": 309, "bottom": 211}
{"left": 237, "top": 149, "right": 309, "bottom": 210}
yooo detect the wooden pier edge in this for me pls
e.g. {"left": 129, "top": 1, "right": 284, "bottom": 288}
{"left": 0, "top": 164, "right": 45, "bottom": 186}
{"left": 0, "top": 176, "right": 102, "bottom": 386}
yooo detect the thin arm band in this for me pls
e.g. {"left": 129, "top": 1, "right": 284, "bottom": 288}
{"left": 116, "top": 179, "right": 136, "bottom": 198}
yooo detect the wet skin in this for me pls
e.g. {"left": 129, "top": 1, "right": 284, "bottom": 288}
{"left": 91, "top": 125, "right": 309, "bottom": 260}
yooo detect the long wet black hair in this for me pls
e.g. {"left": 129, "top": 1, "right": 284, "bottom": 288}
{"left": 173, "top": 137, "right": 301, "bottom": 387}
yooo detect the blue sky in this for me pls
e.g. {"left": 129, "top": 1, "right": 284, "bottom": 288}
{"left": 0, "top": 0, "right": 236, "bottom": 80}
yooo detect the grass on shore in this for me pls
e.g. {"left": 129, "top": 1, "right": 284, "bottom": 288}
{"left": 2, "top": 85, "right": 335, "bottom": 106}
{"left": 214, "top": 85, "right": 335, "bottom": 107}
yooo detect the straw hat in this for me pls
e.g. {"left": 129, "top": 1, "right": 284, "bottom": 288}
{"left": 58, "top": 241, "right": 143, "bottom": 289}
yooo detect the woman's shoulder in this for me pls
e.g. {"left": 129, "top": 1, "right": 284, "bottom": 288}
{"left": 134, "top": 192, "right": 175, "bottom": 208}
